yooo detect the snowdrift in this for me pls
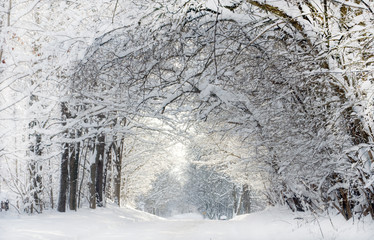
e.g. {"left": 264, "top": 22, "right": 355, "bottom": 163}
{"left": 0, "top": 205, "right": 373, "bottom": 240}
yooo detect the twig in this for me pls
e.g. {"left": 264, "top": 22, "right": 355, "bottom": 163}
{"left": 112, "top": 0, "right": 119, "bottom": 24}
{"left": 313, "top": 212, "right": 325, "bottom": 239}
{"left": 327, "top": 208, "right": 337, "bottom": 232}
{"left": 360, "top": 0, "right": 374, "bottom": 14}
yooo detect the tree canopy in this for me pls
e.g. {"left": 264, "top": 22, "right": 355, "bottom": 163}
{"left": 1, "top": 0, "right": 374, "bottom": 220}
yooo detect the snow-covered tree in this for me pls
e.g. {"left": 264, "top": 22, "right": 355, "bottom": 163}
{"left": 138, "top": 170, "right": 184, "bottom": 217}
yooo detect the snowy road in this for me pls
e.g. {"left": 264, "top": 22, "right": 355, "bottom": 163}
{"left": 0, "top": 206, "right": 373, "bottom": 240}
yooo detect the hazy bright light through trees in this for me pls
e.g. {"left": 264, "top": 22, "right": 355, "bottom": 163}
{"left": 0, "top": 0, "right": 374, "bottom": 223}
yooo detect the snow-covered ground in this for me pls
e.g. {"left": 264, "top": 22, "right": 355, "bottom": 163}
{"left": 0, "top": 205, "right": 373, "bottom": 240}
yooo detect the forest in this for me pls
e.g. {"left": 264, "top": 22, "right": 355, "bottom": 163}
{"left": 0, "top": 0, "right": 374, "bottom": 223}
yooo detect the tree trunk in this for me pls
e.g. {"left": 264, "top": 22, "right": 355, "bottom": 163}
{"left": 49, "top": 163, "right": 54, "bottom": 209}
{"left": 0, "top": 0, "right": 11, "bottom": 63}
{"left": 95, "top": 134, "right": 105, "bottom": 207}
{"left": 57, "top": 143, "right": 69, "bottom": 212}
{"left": 103, "top": 144, "right": 113, "bottom": 201}
{"left": 242, "top": 184, "right": 251, "bottom": 213}
{"left": 28, "top": 131, "right": 43, "bottom": 213}
{"left": 89, "top": 158, "right": 97, "bottom": 209}
{"left": 113, "top": 160, "right": 121, "bottom": 206}
{"left": 58, "top": 102, "right": 70, "bottom": 212}
{"left": 113, "top": 138, "right": 123, "bottom": 207}
{"left": 78, "top": 139, "right": 90, "bottom": 208}
{"left": 233, "top": 186, "right": 238, "bottom": 215}
{"left": 69, "top": 138, "right": 80, "bottom": 211}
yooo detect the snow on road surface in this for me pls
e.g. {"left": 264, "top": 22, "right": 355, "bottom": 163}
{"left": 0, "top": 205, "right": 373, "bottom": 240}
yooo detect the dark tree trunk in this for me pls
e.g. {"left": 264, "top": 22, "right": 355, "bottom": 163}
{"left": 113, "top": 139, "right": 123, "bottom": 207}
{"left": 49, "top": 160, "right": 54, "bottom": 209}
{"left": 103, "top": 143, "right": 113, "bottom": 201}
{"left": 58, "top": 102, "right": 71, "bottom": 213}
{"left": 78, "top": 139, "right": 90, "bottom": 208}
{"left": 233, "top": 186, "right": 238, "bottom": 215}
{"left": 89, "top": 159, "right": 97, "bottom": 209}
{"left": 95, "top": 134, "right": 105, "bottom": 207}
{"left": 241, "top": 184, "right": 251, "bottom": 214}
{"left": 57, "top": 143, "right": 69, "bottom": 212}
{"left": 69, "top": 139, "right": 80, "bottom": 211}
{"left": 113, "top": 159, "right": 121, "bottom": 206}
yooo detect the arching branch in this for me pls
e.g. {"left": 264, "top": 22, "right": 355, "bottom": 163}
{"left": 246, "top": 0, "right": 311, "bottom": 46}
